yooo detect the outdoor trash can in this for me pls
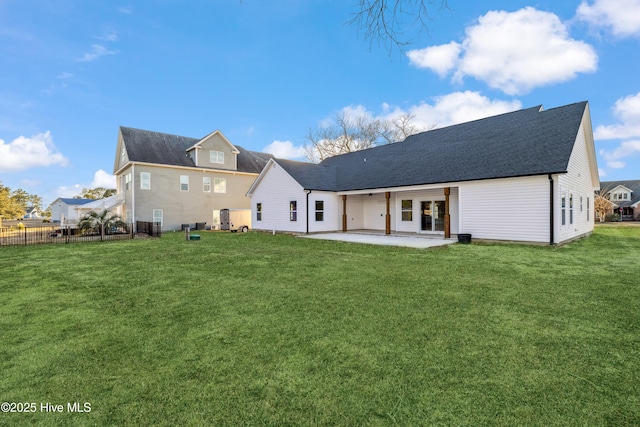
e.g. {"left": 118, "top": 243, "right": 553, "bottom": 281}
{"left": 458, "top": 233, "right": 472, "bottom": 244}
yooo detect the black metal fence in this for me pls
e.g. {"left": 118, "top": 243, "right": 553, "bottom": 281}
{"left": 136, "top": 221, "right": 162, "bottom": 237}
{"left": 0, "top": 224, "right": 135, "bottom": 247}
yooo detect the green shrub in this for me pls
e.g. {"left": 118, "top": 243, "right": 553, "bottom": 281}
{"left": 605, "top": 213, "right": 620, "bottom": 222}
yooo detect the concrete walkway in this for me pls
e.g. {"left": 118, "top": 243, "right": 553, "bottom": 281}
{"left": 299, "top": 232, "right": 458, "bottom": 249}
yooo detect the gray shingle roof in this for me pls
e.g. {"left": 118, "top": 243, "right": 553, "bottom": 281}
{"left": 279, "top": 102, "right": 588, "bottom": 192}
{"left": 599, "top": 180, "right": 640, "bottom": 207}
{"left": 275, "top": 159, "right": 337, "bottom": 191}
{"left": 119, "top": 127, "right": 272, "bottom": 174}
{"left": 58, "top": 198, "right": 94, "bottom": 205}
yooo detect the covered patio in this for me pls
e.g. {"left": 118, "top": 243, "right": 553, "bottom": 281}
{"left": 338, "top": 187, "right": 458, "bottom": 238}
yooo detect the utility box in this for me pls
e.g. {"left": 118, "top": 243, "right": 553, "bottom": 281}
{"left": 220, "top": 209, "right": 251, "bottom": 233}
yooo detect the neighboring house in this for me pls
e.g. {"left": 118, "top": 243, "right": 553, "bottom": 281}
{"left": 113, "top": 127, "right": 273, "bottom": 231}
{"left": 598, "top": 180, "right": 640, "bottom": 221}
{"left": 248, "top": 101, "right": 599, "bottom": 245}
{"left": 50, "top": 198, "right": 94, "bottom": 224}
{"left": 73, "top": 194, "right": 125, "bottom": 218}
{"left": 23, "top": 206, "right": 41, "bottom": 219}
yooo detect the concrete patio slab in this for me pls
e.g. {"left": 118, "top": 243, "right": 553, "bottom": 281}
{"left": 299, "top": 232, "right": 457, "bottom": 249}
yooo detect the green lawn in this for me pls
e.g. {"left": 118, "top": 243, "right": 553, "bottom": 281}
{"left": 1, "top": 227, "right": 638, "bottom": 426}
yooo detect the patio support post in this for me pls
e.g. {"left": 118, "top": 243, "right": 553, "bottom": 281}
{"left": 342, "top": 195, "right": 347, "bottom": 232}
{"left": 385, "top": 192, "right": 391, "bottom": 235}
{"left": 444, "top": 187, "right": 451, "bottom": 238}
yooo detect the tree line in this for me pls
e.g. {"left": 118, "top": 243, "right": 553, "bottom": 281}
{"left": 0, "top": 183, "right": 115, "bottom": 220}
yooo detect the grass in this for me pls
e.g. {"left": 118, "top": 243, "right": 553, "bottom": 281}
{"left": 0, "top": 226, "right": 639, "bottom": 426}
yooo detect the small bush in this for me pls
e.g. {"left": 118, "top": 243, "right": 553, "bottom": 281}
{"left": 16, "top": 222, "right": 25, "bottom": 230}
{"left": 605, "top": 213, "right": 620, "bottom": 222}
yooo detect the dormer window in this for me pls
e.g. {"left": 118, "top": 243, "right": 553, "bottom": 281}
{"left": 210, "top": 150, "right": 224, "bottom": 164}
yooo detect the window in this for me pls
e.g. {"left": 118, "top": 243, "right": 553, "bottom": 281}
{"left": 140, "top": 172, "right": 150, "bottom": 190}
{"left": 570, "top": 194, "right": 574, "bottom": 224}
{"left": 210, "top": 150, "right": 224, "bottom": 164}
{"left": 289, "top": 201, "right": 297, "bottom": 221}
{"left": 120, "top": 147, "right": 126, "bottom": 163}
{"left": 125, "top": 210, "right": 132, "bottom": 222}
{"left": 203, "top": 177, "right": 211, "bottom": 192}
{"left": 561, "top": 193, "right": 566, "bottom": 226}
{"left": 214, "top": 178, "right": 226, "bottom": 193}
{"left": 623, "top": 193, "right": 628, "bottom": 200}
{"left": 153, "top": 209, "right": 163, "bottom": 226}
{"left": 180, "top": 175, "right": 189, "bottom": 191}
{"left": 587, "top": 197, "right": 590, "bottom": 222}
{"left": 125, "top": 173, "right": 132, "bottom": 190}
{"left": 401, "top": 200, "right": 413, "bottom": 221}
{"left": 256, "top": 203, "right": 262, "bottom": 221}
{"left": 315, "top": 200, "right": 324, "bottom": 221}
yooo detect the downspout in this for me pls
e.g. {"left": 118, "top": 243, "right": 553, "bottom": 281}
{"left": 548, "top": 174, "right": 554, "bottom": 245}
{"left": 306, "top": 190, "right": 312, "bottom": 234}
{"left": 132, "top": 164, "right": 136, "bottom": 233}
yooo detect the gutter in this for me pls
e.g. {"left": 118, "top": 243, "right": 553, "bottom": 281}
{"left": 548, "top": 174, "right": 554, "bottom": 245}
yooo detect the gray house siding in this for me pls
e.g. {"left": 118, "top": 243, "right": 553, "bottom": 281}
{"left": 114, "top": 127, "right": 271, "bottom": 231}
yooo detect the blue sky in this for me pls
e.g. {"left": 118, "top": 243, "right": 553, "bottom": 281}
{"left": 1, "top": 0, "right": 639, "bottom": 207}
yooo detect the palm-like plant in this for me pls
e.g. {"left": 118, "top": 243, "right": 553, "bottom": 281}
{"left": 78, "top": 209, "right": 127, "bottom": 238}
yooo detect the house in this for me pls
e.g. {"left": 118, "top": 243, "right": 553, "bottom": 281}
{"left": 113, "top": 127, "right": 273, "bottom": 231}
{"left": 50, "top": 198, "right": 95, "bottom": 225}
{"left": 247, "top": 101, "right": 600, "bottom": 245}
{"left": 23, "top": 206, "right": 41, "bottom": 219}
{"left": 598, "top": 180, "right": 640, "bottom": 221}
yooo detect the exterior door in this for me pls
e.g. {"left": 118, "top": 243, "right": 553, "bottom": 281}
{"left": 421, "top": 201, "right": 432, "bottom": 231}
{"left": 421, "top": 200, "right": 445, "bottom": 232}
{"left": 434, "top": 201, "right": 445, "bottom": 231}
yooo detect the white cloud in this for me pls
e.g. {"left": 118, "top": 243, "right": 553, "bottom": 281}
{"left": 317, "top": 92, "right": 521, "bottom": 140}
{"left": 409, "top": 7, "right": 598, "bottom": 95}
{"left": 577, "top": 0, "right": 640, "bottom": 37}
{"left": 98, "top": 32, "right": 119, "bottom": 42}
{"left": 91, "top": 169, "right": 117, "bottom": 188}
{"left": 405, "top": 91, "right": 522, "bottom": 129}
{"left": 118, "top": 5, "right": 133, "bottom": 14}
{"left": 56, "top": 184, "right": 83, "bottom": 199}
{"left": 0, "top": 131, "right": 68, "bottom": 173}
{"left": 78, "top": 44, "right": 117, "bottom": 62}
{"left": 263, "top": 140, "right": 306, "bottom": 159}
{"left": 594, "top": 92, "right": 640, "bottom": 140}
{"left": 598, "top": 168, "right": 607, "bottom": 178}
{"left": 57, "top": 72, "right": 73, "bottom": 80}
{"left": 54, "top": 170, "right": 117, "bottom": 201}
{"left": 599, "top": 140, "right": 640, "bottom": 169}
{"left": 407, "top": 42, "right": 461, "bottom": 77}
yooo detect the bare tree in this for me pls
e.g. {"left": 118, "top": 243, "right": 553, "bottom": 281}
{"left": 378, "top": 112, "right": 420, "bottom": 144}
{"left": 305, "top": 111, "right": 420, "bottom": 162}
{"left": 350, "top": 0, "right": 449, "bottom": 52}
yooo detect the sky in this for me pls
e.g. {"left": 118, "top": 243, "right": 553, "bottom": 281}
{"left": 1, "top": 0, "right": 640, "bottom": 207}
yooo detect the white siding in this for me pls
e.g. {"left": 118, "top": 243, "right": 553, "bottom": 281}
{"left": 362, "top": 193, "right": 394, "bottom": 231}
{"left": 556, "top": 122, "right": 596, "bottom": 243}
{"left": 345, "top": 195, "right": 364, "bottom": 230}
{"left": 251, "top": 163, "right": 341, "bottom": 233}
{"left": 394, "top": 188, "right": 459, "bottom": 234}
{"left": 459, "top": 175, "right": 550, "bottom": 243}
{"left": 308, "top": 191, "right": 340, "bottom": 232}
